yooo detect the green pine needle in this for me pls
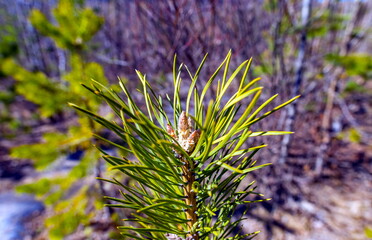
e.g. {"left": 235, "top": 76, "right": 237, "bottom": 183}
{"left": 71, "top": 53, "right": 298, "bottom": 239}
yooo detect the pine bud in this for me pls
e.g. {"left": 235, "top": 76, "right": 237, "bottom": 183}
{"left": 167, "top": 124, "right": 177, "bottom": 140}
{"left": 178, "top": 111, "right": 189, "bottom": 132}
{"left": 185, "top": 130, "right": 201, "bottom": 153}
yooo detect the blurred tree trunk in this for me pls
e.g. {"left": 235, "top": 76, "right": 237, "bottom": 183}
{"left": 279, "top": 0, "right": 312, "bottom": 164}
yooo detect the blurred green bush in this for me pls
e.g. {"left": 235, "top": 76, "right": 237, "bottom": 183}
{"left": 0, "top": 0, "right": 117, "bottom": 238}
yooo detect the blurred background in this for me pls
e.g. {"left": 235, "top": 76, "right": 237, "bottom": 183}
{"left": 0, "top": 0, "right": 371, "bottom": 239}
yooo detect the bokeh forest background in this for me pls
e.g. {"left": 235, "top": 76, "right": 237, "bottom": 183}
{"left": 0, "top": 0, "right": 371, "bottom": 239}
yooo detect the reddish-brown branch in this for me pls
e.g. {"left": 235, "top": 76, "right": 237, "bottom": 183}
{"left": 181, "top": 158, "right": 198, "bottom": 239}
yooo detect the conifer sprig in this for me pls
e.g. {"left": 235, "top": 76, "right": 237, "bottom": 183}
{"left": 70, "top": 51, "right": 298, "bottom": 239}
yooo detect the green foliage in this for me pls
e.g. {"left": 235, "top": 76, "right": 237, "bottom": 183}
{"left": 16, "top": 178, "right": 54, "bottom": 198}
{"left": 306, "top": 11, "right": 349, "bottom": 38}
{"left": 365, "top": 227, "right": 372, "bottom": 238}
{"left": 11, "top": 121, "right": 92, "bottom": 169}
{"left": 29, "top": 0, "right": 103, "bottom": 51}
{"left": 0, "top": 90, "right": 15, "bottom": 105}
{"left": 45, "top": 187, "right": 92, "bottom": 240}
{"left": 11, "top": 125, "right": 107, "bottom": 238}
{"left": 326, "top": 54, "right": 372, "bottom": 80}
{"left": 0, "top": 35, "right": 18, "bottom": 60}
{"left": 0, "top": 18, "right": 19, "bottom": 129}
{"left": 1, "top": 59, "right": 67, "bottom": 117}
{"left": 72, "top": 52, "right": 298, "bottom": 239}
{"left": 263, "top": 2, "right": 348, "bottom": 38}
{"left": 343, "top": 80, "right": 366, "bottom": 94}
{"left": 64, "top": 54, "right": 108, "bottom": 105}
{"left": 0, "top": 13, "right": 19, "bottom": 61}
{"left": 0, "top": 55, "right": 107, "bottom": 117}
{"left": 0, "top": 0, "right": 113, "bottom": 238}
{"left": 0, "top": 88, "right": 19, "bottom": 132}
{"left": 15, "top": 148, "right": 105, "bottom": 238}
{"left": 337, "top": 127, "right": 362, "bottom": 144}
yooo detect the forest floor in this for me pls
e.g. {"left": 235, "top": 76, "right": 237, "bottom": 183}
{"left": 248, "top": 165, "right": 372, "bottom": 240}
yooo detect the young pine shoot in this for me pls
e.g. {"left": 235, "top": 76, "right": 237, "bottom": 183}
{"left": 70, "top": 52, "right": 299, "bottom": 239}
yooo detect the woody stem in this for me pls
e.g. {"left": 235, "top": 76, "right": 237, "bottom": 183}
{"left": 182, "top": 157, "right": 199, "bottom": 240}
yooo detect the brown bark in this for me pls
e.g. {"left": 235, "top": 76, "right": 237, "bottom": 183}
{"left": 181, "top": 157, "right": 198, "bottom": 240}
